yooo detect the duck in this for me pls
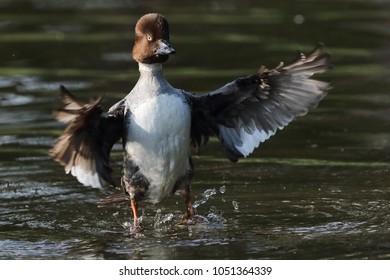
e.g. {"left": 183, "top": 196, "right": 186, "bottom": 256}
{"left": 50, "top": 13, "right": 331, "bottom": 232}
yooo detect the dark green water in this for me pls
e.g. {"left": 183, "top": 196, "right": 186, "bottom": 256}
{"left": 1, "top": 0, "right": 390, "bottom": 259}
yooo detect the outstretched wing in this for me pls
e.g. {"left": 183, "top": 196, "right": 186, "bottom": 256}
{"left": 50, "top": 85, "right": 125, "bottom": 188}
{"left": 188, "top": 44, "right": 331, "bottom": 162}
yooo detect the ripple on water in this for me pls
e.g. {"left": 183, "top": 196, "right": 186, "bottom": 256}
{"left": 16, "top": 80, "right": 92, "bottom": 93}
{"left": 0, "top": 76, "right": 92, "bottom": 93}
{"left": 0, "top": 93, "right": 35, "bottom": 106}
{"left": 0, "top": 135, "right": 53, "bottom": 146}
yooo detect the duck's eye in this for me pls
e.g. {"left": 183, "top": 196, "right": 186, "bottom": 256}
{"left": 146, "top": 34, "right": 153, "bottom": 41}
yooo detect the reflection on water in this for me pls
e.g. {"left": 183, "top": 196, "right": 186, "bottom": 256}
{"left": 1, "top": 0, "right": 390, "bottom": 259}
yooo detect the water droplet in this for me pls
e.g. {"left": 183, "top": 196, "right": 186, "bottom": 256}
{"left": 219, "top": 185, "right": 226, "bottom": 194}
{"left": 232, "top": 200, "right": 240, "bottom": 211}
{"left": 162, "top": 213, "right": 174, "bottom": 223}
{"left": 192, "top": 200, "right": 201, "bottom": 209}
{"left": 293, "top": 14, "right": 305, "bottom": 25}
{"left": 122, "top": 221, "right": 131, "bottom": 229}
{"left": 193, "top": 188, "right": 217, "bottom": 209}
{"left": 204, "top": 188, "right": 217, "bottom": 198}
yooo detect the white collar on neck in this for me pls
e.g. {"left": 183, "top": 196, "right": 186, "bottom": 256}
{"left": 138, "top": 63, "right": 163, "bottom": 73}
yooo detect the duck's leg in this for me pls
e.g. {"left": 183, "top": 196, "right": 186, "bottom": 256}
{"left": 173, "top": 162, "right": 195, "bottom": 222}
{"left": 182, "top": 192, "right": 195, "bottom": 220}
{"left": 122, "top": 156, "right": 149, "bottom": 233}
{"left": 130, "top": 198, "right": 141, "bottom": 228}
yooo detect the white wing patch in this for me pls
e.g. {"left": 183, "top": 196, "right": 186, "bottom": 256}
{"left": 219, "top": 122, "right": 277, "bottom": 158}
{"left": 69, "top": 166, "right": 103, "bottom": 189}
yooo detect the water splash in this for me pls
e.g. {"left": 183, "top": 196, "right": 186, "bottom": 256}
{"left": 153, "top": 209, "right": 174, "bottom": 228}
{"left": 193, "top": 188, "right": 217, "bottom": 209}
{"left": 206, "top": 206, "right": 227, "bottom": 224}
{"left": 232, "top": 200, "right": 240, "bottom": 211}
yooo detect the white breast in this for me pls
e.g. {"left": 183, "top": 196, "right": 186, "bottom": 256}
{"left": 125, "top": 94, "right": 191, "bottom": 203}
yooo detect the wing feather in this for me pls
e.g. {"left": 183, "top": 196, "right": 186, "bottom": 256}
{"left": 188, "top": 44, "right": 331, "bottom": 161}
{"left": 50, "top": 85, "right": 125, "bottom": 188}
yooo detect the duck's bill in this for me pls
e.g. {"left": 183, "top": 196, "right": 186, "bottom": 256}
{"left": 156, "top": 39, "right": 176, "bottom": 55}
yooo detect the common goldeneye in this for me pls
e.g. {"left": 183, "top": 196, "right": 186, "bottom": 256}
{"left": 51, "top": 13, "right": 331, "bottom": 231}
